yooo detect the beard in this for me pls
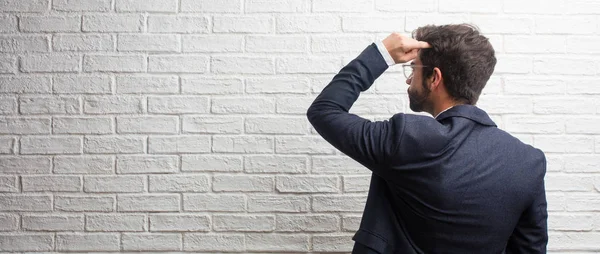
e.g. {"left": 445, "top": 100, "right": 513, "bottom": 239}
{"left": 408, "top": 79, "right": 431, "bottom": 112}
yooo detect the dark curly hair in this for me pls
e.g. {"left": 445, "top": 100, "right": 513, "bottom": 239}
{"left": 412, "top": 24, "right": 496, "bottom": 105}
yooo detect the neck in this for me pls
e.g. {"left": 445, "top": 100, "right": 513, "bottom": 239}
{"left": 432, "top": 100, "right": 461, "bottom": 118}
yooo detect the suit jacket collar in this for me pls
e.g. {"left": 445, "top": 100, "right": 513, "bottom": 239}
{"left": 435, "top": 104, "right": 497, "bottom": 127}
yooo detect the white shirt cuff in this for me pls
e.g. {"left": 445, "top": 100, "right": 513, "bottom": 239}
{"left": 375, "top": 40, "right": 396, "bottom": 67}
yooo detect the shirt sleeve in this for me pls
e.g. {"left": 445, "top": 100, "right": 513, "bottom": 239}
{"left": 374, "top": 40, "right": 396, "bottom": 66}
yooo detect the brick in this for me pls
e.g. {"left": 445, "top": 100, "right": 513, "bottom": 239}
{"left": 20, "top": 136, "right": 81, "bottom": 155}
{"left": 183, "top": 116, "right": 243, "bottom": 134}
{"left": 505, "top": 36, "right": 566, "bottom": 53}
{"left": 246, "top": 0, "right": 309, "bottom": 12}
{"left": 148, "top": 15, "right": 209, "bottom": 33}
{"left": 53, "top": 0, "right": 112, "bottom": 12}
{"left": 84, "top": 55, "right": 146, "bottom": 72}
{"left": 182, "top": 155, "right": 243, "bottom": 172}
{"left": 86, "top": 214, "right": 146, "bottom": 232}
{"left": 148, "top": 96, "right": 209, "bottom": 114}
{"left": 0, "top": 35, "right": 48, "bottom": 52}
{"left": 504, "top": 0, "right": 565, "bottom": 14}
{"left": 313, "top": 195, "right": 367, "bottom": 212}
{"left": 22, "top": 175, "right": 81, "bottom": 192}
{"left": 0, "top": 214, "right": 18, "bottom": 231}
{"left": 0, "top": 117, "right": 50, "bottom": 134}
{"left": 212, "top": 56, "right": 273, "bottom": 74}
{"left": 547, "top": 193, "right": 566, "bottom": 212}
{"left": 567, "top": 194, "right": 600, "bottom": 211}
{"left": 117, "top": 116, "right": 178, "bottom": 134}
{"left": 212, "top": 97, "right": 275, "bottom": 114}
{"left": 0, "top": 0, "right": 48, "bottom": 12}
{"left": 83, "top": 136, "right": 145, "bottom": 154}
{"left": 312, "top": 35, "right": 373, "bottom": 53}
{"left": 567, "top": 0, "right": 600, "bottom": 14}
{"left": 117, "top": 34, "right": 179, "bottom": 52}
{"left": 277, "top": 16, "right": 340, "bottom": 33}
{"left": 54, "top": 76, "right": 112, "bottom": 94}
{"left": 118, "top": 194, "right": 180, "bottom": 212}
{"left": 184, "top": 194, "right": 245, "bottom": 212}
{"left": 181, "top": 77, "right": 242, "bottom": 94}
{"left": 122, "top": 233, "right": 181, "bottom": 251}
{"left": 22, "top": 215, "right": 84, "bottom": 231}
{"left": 405, "top": 14, "right": 470, "bottom": 31}
{"left": 248, "top": 196, "right": 309, "bottom": 212}
{"left": 213, "top": 136, "right": 273, "bottom": 153}
{"left": 0, "top": 15, "right": 17, "bottom": 32}
{"left": 245, "top": 117, "right": 308, "bottom": 135}
{"left": 246, "top": 77, "right": 310, "bottom": 94}
{"left": 181, "top": 0, "right": 242, "bottom": 12}
{"left": 545, "top": 174, "right": 593, "bottom": 192}
{"left": 0, "top": 234, "right": 53, "bottom": 252}
{"left": 116, "top": 0, "right": 177, "bottom": 12}
{"left": 0, "top": 136, "right": 15, "bottom": 154}
{"left": 244, "top": 155, "right": 308, "bottom": 174}
{"left": 0, "top": 176, "right": 18, "bottom": 192}
{"left": 0, "top": 54, "right": 16, "bottom": 74}
{"left": 477, "top": 96, "right": 532, "bottom": 114}
{"left": 56, "top": 233, "right": 119, "bottom": 251}
{"left": 149, "top": 174, "right": 209, "bottom": 192}
{"left": 276, "top": 214, "right": 339, "bottom": 232}
{"left": 84, "top": 175, "right": 145, "bottom": 193}
{"left": 351, "top": 96, "right": 404, "bottom": 114}
{"left": 246, "top": 35, "right": 307, "bottom": 53}
{"left": 439, "top": 0, "right": 500, "bottom": 12}
{"left": 149, "top": 135, "right": 210, "bottom": 154}
{"left": 276, "top": 96, "right": 312, "bottom": 114}
{"left": 546, "top": 155, "right": 564, "bottom": 172}
{"left": 20, "top": 54, "right": 80, "bottom": 73}
{"left": 536, "top": 16, "right": 596, "bottom": 34}
{"left": 566, "top": 118, "right": 600, "bottom": 134}
{"left": 117, "top": 75, "right": 178, "bottom": 94}
{"left": 55, "top": 195, "right": 114, "bottom": 212}
{"left": 376, "top": 0, "right": 436, "bottom": 12}
{"left": 534, "top": 98, "right": 597, "bottom": 115}
{"left": 19, "top": 96, "right": 80, "bottom": 114}
{"left": 564, "top": 155, "right": 600, "bottom": 173}
{"left": 0, "top": 194, "right": 52, "bottom": 211}
{"left": 505, "top": 116, "right": 564, "bottom": 134}
{"left": 117, "top": 155, "right": 178, "bottom": 174}
{"left": 53, "top": 117, "right": 112, "bottom": 134}
{"left": 0, "top": 76, "right": 51, "bottom": 93}
{"left": 0, "top": 156, "right": 51, "bottom": 174}
{"left": 314, "top": 0, "right": 372, "bottom": 12}
{"left": 150, "top": 214, "right": 210, "bottom": 232}
{"left": 342, "top": 16, "right": 405, "bottom": 32}
{"left": 149, "top": 55, "right": 208, "bottom": 73}
{"left": 550, "top": 232, "right": 600, "bottom": 250}
{"left": 313, "top": 235, "right": 354, "bottom": 252}
{"left": 19, "top": 15, "right": 80, "bottom": 32}
{"left": 342, "top": 215, "right": 361, "bottom": 232}
{"left": 214, "top": 16, "right": 272, "bottom": 33}
{"left": 182, "top": 35, "right": 242, "bottom": 52}
{"left": 504, "top": 77, "right": 565, "bottom": 95}
{"left": 83, "top": 14, "right": 144, "bottom": 32}
{"left": 184, "top": 234, "right": 245, "bottom": 252}
{"left": 343, "top": 175, "right": 371, "bottom": 192}
{"left": 568, "top": 36, "right": 600, "bottom": 54}
{"left": 213, "top": 175, "right": 273, "bottom": 192}
{"left": 277, "top": 57, "right": 340, "bottom": 74}
{"left": 246, "top": 233, "right": 309, "bottom": 252}
{"left": 276, "top": 136, "right": 336, "bottom": 154}
{"left": 534, "top": 57, "right": 596, "bottom": 76}
{"left": 549, "top": 213, "right": 594, "bottom": 231}
{"left": 494, "top": 55, "right": 532, "bottom": 74}
{"left": 276, "top": 176, "right": 338, "bottom": 193}
{"left": 214, "top": 215, "right": 274, "bottom": 232}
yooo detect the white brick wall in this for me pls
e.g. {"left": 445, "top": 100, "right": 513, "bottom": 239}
{"left": 0, "top": 0, "right": 598, "bottom": 253}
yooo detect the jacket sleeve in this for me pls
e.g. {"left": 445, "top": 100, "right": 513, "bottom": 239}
{"left": 505, "top": 158, "right": 549, "bottom": 253}
{"left": 306, "top": 43, "right": 404, "bottom": 172}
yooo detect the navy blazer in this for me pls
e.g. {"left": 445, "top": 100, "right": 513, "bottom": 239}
{"left": 307, "top": 44, "right": 548, "bottom": 253}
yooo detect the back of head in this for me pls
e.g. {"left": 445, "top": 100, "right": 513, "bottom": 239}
{"left": 413, "top": 24, "right": 496, "bottom": 105}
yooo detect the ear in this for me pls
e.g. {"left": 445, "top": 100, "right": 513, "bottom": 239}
{"left": 429, "top": 67, "right": 443, "bottom": 90}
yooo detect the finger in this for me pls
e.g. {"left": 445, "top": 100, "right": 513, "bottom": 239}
{"left": 403, "top": 39, "right": 431, "bottom": 50}
{"left": 398, "top": 49, "right": 419, "bottom": 63}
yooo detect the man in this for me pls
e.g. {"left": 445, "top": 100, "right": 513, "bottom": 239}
{"left": 307, "top": 24, "right": 548, "bottom": 253}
